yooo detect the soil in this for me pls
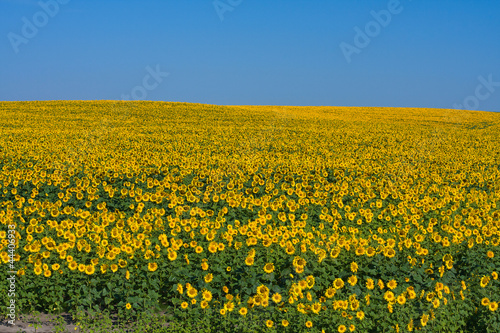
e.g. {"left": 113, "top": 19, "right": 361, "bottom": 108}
{"left": 0, "top": 313, "right": 79, "bottom": 333}
{"left": 0, "top": 312, "right": 171, "bottom": 333}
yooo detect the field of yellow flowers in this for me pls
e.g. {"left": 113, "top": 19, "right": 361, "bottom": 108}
{"left": 1, "top": 101, "right": 500, "bottom": 332}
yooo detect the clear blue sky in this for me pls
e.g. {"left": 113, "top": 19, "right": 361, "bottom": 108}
{"left": 1, "top": 0, "right": 499, "bottom": 112}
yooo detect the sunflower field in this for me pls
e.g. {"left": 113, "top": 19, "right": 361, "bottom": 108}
{"left": 1, "top": 101, "right": 500, "bottom": 332}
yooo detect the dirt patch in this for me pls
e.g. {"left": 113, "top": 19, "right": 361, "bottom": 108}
{"left": 0, "top": 312, "right": 78, "bottom": 333}
{"left": 0, "top": 312, "right": 172, "bottom": 333}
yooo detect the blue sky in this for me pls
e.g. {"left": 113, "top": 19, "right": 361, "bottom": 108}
{"left": 1, "top": 0, "right": 499, "bottom": 112}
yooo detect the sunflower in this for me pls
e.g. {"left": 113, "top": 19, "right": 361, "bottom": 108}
{"left": 51, "top": 263, "right": 60, "bottom": 271}
{"left": 111, "top": 264, "right": 118, "bottom": 272}
{"left": 330, "top": 247, "right": 341, "bottom": 258}
{"left": 245, "top": 256, "right": 254, "bottom": 266}
{"left": 338, "top": 325, "right": 347, "bottom": 333}
{"left": 208, "top": 242, "right": 218, "bottom": 253}
{"left": 195, "top": 246, "right": 203, "bottom": 254}
{"left": 239, "top": 307, "right": 247, "bottom": 315}
{"left": 378, "top": 279, "right": 385, "bottom": 289}
{"left": 118, "top": 259, "right": 127, "bottom": 268}
{"left": 305, "top": 320, "right": 313, "bottom": 328}
{"left": 204, "top": 273, "right": 213, "bottom": 283}
{"left": 293, "top": 256, "right": 306, "bottom": 267}
{"left": 407, "top": 319, "right": 414, "bottom": 331}
{"left": 247, "top": 237, "right": 257, "bottom": 246}
{"left": 225, "top": 301, "right": 235, "bottom": 312}
{"left": 493, "top": 272, "right": 498, "bottom": 280}
{"left": 421, "top": 314, "right": 429, "bottom": 327}
{"left": 148, "top": 262, "right": 158, "bottom": 272}
{"left": 202, "top": 290, "right": 213, "bottom": 301}
{"left": 78, "top": 264, "right": 86, "bottom": 273}
{"left": 384, "top": 291, "right": 395, "bottom": 302}
{"left": 261, "top": 299, "right": 269, "bottom": 307}
{"left": 265, "top": 320, "right": 274, "bottom": 328}
{"left": 366, "top": 279, "right": 375, "bottom": 290}
{"left": 177, "top": 284, "right": 184, "bottom": 294}
{"left": 480, "top": 276, "right": 490, "bottom": 288}
{"left": 311, "top": 302, "right": 321, "bottom": 314}
{"left": 397, "top": 294, "right": 407, "bottom": 305}
{"left": 187, "top": 288, "right": 198, "bottom": 298}
{"left": 306, "top": 275, "right": 315, "bottom": 289}
{"left": 387, "top": 280, "right": 397, "bottom": 290}
{"left": 366, "top": 247, "right": 376, "bottom": 257}
{"left": 350, "top": 262, "right": 358, "bottom": 273}
{"left": 348, "top": 275, "right": 358, "bottom": 286}
{"left": 256, "top": 284, "right": 268, "bottom": 295}
{"left": 247, "top": 297, "right": 255, "bottom": 308}
{"left": 164, "top": 249, "right": 176, "bottom": 260}
{"left": 272, "top": 293, "right": 282, "bottom": 303}
{"left": 384, "top": 247, "right": 396, "bottom": 258}
{"left": 220, "top": 308, "right": 226, "bottom": 316}
{"left": 333, "top": 278, "right": 344, "bottom": 289}
{"left": 356, "top": 311, "right": 365, "bottom": 320}
{"left": 181, "top": 302, "right": 188, "bottom": 309}
{"left": 282, "top": 320, "right": 289, "bottom": 327}
{"left": 85, "top": 265, "right": 95, "bottom": 275}
{"left": 126, "top": 303, "right": 132, "bottom": 310}
{"left": 200, "top": 300, "right": 209, "bottom": 309}
{"left": 489, "top": 302, "right": 498, "bottom": 311}
{"left": 263, "top": 263, "right": 275, "bottom": 274}
{"left": 487, "top": 251, "right": 494, "bottom": 258}
{"left": 43, "top": 270, "right": 51, "bottom": 277}
{"left": 481, "top": 297, "right": 490, "bottom": 306}
{"left": 325, "top": 287, "right": 336, "bottom": 298}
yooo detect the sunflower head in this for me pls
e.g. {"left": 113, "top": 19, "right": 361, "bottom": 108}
{"left": 263, "top": 263, "right": 275, "bottom": 274}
